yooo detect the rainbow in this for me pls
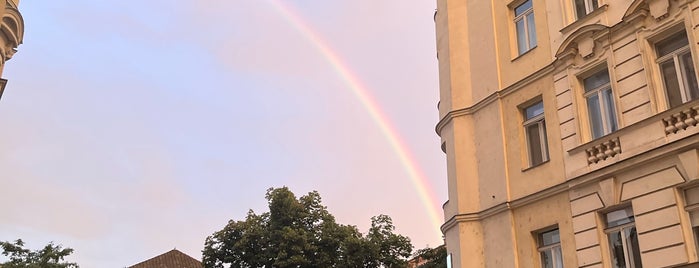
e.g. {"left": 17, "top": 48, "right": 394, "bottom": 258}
{"left": 267, "top": 0, "right": 443, "bottom": 239}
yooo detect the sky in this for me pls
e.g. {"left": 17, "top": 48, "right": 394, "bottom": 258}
{"left": 0, "top": 1, "right": 445, "bottom": 266}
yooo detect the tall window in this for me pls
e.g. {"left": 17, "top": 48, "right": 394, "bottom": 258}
{"left": 656, "top": 31, "right": 699, "bottom": 108}
{"left": 584, "top": 68, "right": 618, "bottom": 139}
{"left": 684, "top": 187, "right": 699, "bottom": 254}
{"left": 538, "top": 228, "right": 563, "bottom": 268}
{"left": 605, "top": 207, "right": 642, "bottom": 268}
{"left": 515, "top": 0, "right": 537, "bottom": 55}
{"left": 524, "top": 101, "right": 549, "bottom": 166}
{"left": 574, "top": 0, "right": 599, "bottom": 19}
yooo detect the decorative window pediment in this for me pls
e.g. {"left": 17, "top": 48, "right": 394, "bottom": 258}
{"left": 555, "top": 24, "right": 609, "bottom": 62}
{"left": 623, "top": 0, "right": 670, "bottom": 22}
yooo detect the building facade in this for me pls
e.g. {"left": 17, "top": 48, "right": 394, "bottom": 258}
{"left": 0, "top": 0, "right": 22, "bottom": 99}
{"left": 435, "top": 0, "right": 699, "bottom": 267}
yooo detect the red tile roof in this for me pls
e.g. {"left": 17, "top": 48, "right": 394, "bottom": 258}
{"left": 129, "top": 249, "right": 203, "bottom": 268}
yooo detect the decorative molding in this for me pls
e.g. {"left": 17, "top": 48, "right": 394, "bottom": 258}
{"left": 0, "top": 1, "right": 22, "bottom": 63}
{"left": 648, "top": 0, "right": 671, "bottom": 20}
{"left": 435, "top": 64, "right": 555, "bottom": 135}
{"left": 555, "top": 24, "right": 610, "bottom": 61}
{"left": 440, "top": 182, "right": 568, "bottom": 232}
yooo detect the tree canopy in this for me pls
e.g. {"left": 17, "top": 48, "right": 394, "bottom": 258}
{"left": 0, "top": 239, "right": 78, "bottom": 268}
{"left": 413, "top": 245, "right": 447, "bottom": 268}
{"left": 202, "top": 187, "right": 413, "bottom": 268}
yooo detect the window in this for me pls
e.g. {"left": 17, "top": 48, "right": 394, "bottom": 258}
{"left": 656, "top": 31, "right": 699, "bottom": 108}
{"left": 605, "top": 207, "right": 642, "bottom": 268}
{"left": 584, "top": 68, "right": 618, "bottom": 139}
{"left": 515, "top": 0, "right": 537, "bottom": 55}
{"left": 538, "top": 228, "right": 563, "bottom": 268}
{"left": 684, "top": 187, "right": 699, "bottom": 254}
{"left": 524, "top": 101, "right": 549, "bottom": 166}
{"left": 574, "top": 0, "right": 599, "bottom": 19}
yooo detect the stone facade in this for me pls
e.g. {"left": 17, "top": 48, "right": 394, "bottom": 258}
{"left": 0, "top": 0, "right": 22, "bottom": 99}
{"left": 435, "top": 0, "right": 699, "bottom": 267}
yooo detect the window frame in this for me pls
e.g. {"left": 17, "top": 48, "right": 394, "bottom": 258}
{"left": 603, "top": 207, "right": 642, "bottom": 268}
{"left": 574, "top": 0, "right": 599, "bottom": 19}
{"left": 654, "top": 30, "right": 699, "bottom": 109}
{"left": 514, "top": 0, "right": 537, "bottom": 55}
{"left": 684, "top": 186, "right": 699, "bottom": 257}
{"left": 582, "top": 67, "right": 618, "bottom": 140}
{"left": 523, "top": 100, "right": 549, "bottom": 167}
{"left": 537, "top": 228, "right": 563, "bottom": 268}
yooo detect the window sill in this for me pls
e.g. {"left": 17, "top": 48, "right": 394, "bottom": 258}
{"left": 522, "top": 159, "right": 549, "bottom": 172}
{"left": 512, "top": 45, "right": 537, "bottom": 62}
{"left": 560, "top": 4, "right": 608, "bottom": 34}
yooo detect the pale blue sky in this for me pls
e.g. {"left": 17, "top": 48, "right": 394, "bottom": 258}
{"left": 0, "top": 1, "right": 445, "bottom": 266}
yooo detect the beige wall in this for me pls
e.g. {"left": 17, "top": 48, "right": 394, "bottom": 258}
{"left": 436, "top": 0, "right": 699, "bottom": 267}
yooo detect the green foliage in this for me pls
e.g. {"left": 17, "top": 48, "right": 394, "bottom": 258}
{"left": 202, "top": 187, "right": 414, "bottom": 268}
{"left": 413, "top": 245, "right": 447, "bottom": 268}
{"left": 0, "top": 239, "right": 78, "bottom": 268}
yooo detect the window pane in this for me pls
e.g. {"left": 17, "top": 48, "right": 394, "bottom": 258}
{"left": 540, "top": 229, "right": 560, "bottom": 246}
{"left": 584, "top": 69, "right": 610, "bottom": 91}
{"left": 574, "top": 0, "right": 587, "bottom": 18}
{"left": 657, "top": 31, "right": 689, "bottom": 57}
{"left": 553, "top": 246, "right": 563, "bottom": 268}
{"left": 527, "top": 13, "right": 537, "bottom": 49}
{"left": 527, "top": 124, "right": 543, "bottom": 165}
{"left": 608, "top": 231, "right": 627, "bottom": 268}
{"left": 516, "top": 19, "right": 527, "bottom": 54}
{"left": 606, "top": 207, "right": 634, "bottom": 227}
{"left": 624, "top": 227, "right": 642, "bottom": 268}
{"left": 587, "top": 94, "right": 604, "bottom": 139}
{"left": 661, "top": 60, "right": 683, "bottom": 107}
{"left": 680, "top": 51, "right": 699, "bottom": 101}
{"left": 525, "top": 101, "right": 544, "bottom": 119}
{"left": 515, "top": 0, "right": 532, "bottom": 16}
{"left": 603, "top": 89, "right": 618, "bottom": 132}
{"left": 591, "top": 0, "right": 599, "bottom": 10}
{"left": 541, "top": 250, "right": 554, "bottom": 268}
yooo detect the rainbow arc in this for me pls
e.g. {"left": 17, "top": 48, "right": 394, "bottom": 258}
{"left": 267, "top": 0, "right": 443, "bottom": 239}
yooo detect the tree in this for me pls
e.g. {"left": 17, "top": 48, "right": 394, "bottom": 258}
{"left": 202, "top": 187, "right": 414, "bottom": 268}
{"left": 0, "top": 239, "right": 78, "bottom": 268}
{"left": 412, "top": 245, "right": 447, "bottom": 268}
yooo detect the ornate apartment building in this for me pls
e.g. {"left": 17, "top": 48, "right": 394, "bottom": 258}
{"left": 435, "top": 0, "right": 699, "bottom": 267}
{"left": 0, "top": 0, "right": 22, "bottom": 99}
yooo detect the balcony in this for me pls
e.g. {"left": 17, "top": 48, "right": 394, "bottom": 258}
{"left": 565, "top": 100, "right": 699, "bottom": 180}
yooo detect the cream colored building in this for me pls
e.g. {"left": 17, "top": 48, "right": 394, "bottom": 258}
{"left": 0, "top": 0, "right": 22, "bottom": 99}
{"left": 435, "top": 0, "right": 699, "bottom": 267}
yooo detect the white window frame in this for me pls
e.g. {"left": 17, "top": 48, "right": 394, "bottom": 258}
{"left": 523, "top": 101, "right": 549, "bottom": 167}
{"left": 604, "top": 207, "right": 642, "bottom": 268}
{"left": 514, "top": 0, "right": 536, "bottom": 55}
{"left": 574, "top": 0, "right": 599, "bottom": 19}
{"left": 537, "top": 228, "right": 563, "bottom": 268}
{"left": 655, "top": 31, "right": 699, "bottom": 108}
{"left": 583, "top": 68, "right": 618, "bottom": 139}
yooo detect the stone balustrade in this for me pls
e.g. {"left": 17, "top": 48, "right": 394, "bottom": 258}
{"left": 585, "top": 137, "right": 621, "bottom": 164}
{"left": 662, "top": 106, "right": 699, "bottom": 135}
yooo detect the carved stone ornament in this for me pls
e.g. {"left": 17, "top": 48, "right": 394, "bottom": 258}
{"left": 648, "top": 0, "right": 670, "bottom": 20}
{"left": 577, "top": 35, "right": 595, "bottom": 59}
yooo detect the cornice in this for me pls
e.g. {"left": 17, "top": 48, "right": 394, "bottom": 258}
{"left": 435, "top": 64, "right": 555, "bottom": 136}
{"left": 440, "top": 181, "right": 569, "bottom": 233}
